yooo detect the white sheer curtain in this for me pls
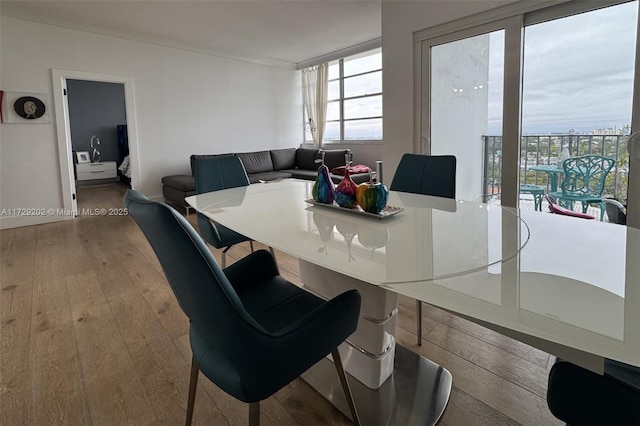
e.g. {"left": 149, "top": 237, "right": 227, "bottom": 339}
{"left": 302, "top": 63, "right": 329, "bottom": 148}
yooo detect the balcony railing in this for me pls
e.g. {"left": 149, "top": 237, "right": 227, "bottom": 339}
{"left": 482, "top": 134, "right": 629, "bottom": 203}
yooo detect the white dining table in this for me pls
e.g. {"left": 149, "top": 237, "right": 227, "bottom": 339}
{"left": 186, "top": 179, "right": 639, "bottom": 425}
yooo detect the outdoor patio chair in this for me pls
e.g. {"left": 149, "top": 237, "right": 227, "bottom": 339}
{"left": 520, "top": 184, "right": 545, "bottom": 211}
{"left": 603, "top": 198, "right": 627, "bottom": 225}
{"left": 549, "top": 155, "right": 615, "bottom": 221}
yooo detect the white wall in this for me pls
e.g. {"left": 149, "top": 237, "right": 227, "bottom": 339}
{"left": 381, "top": 0, "right": 512, "bottom": 186}
{"left": 0, "top": 17, "right": 301, "bottom": 229}
{"left": 430, "top": 34, "right": 490, "bottom": 200}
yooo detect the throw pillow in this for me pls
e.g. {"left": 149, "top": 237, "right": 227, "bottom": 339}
{"left": 331, "top": 165, "right": 371, "bottom": 175}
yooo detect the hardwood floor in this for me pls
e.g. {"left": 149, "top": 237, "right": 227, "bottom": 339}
{"left": 0, "top": 184, "right": 562, "bottom": 425}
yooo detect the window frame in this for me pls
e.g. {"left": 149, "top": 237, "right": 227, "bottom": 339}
{"left": 304, "top": 48, "right": 383, "bottom": 144}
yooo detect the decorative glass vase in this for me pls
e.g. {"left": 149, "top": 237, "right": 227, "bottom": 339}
{"left": 312, "top": 152, "right": 335, "bottom": 204}
{"left": 356, "top": 171, "right": 389, "bottom": 214}
{"left": 335, "top": 159, "right": 358, "bottom": 208}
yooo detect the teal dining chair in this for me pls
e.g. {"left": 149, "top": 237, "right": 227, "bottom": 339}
{"left": 390, "top": 153, "right": 456, "bottom": 200}
{"left": 193, "top": 155, "right": 258, "bottom": 267}
{"left": 390, "top": 153, "right": 456, "bottom": 346}
{"left": 549, "top": 155, "right": 615, "bottom": 221}
{"left": 124, "top": 189, "right": 362, "bottom": 426}
{"left": 547, "top": 358, "right": 639, "bottom": 425}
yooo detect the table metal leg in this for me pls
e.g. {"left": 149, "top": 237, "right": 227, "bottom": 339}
{"left": 299, "top": 260, "right": 452, "bottom": 425}
{"left": 302, "top": 344, "right": 452, "bottom": 426}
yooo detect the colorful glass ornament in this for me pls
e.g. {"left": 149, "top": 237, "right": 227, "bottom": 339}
{"left": 356, "top": 172, "right": 388, "bottom": 214}
{"left": 335, "top": 155, "right": 358, "bottom": 208}
{"left": 312, "top": 152, "right": 335, "bottom": 204}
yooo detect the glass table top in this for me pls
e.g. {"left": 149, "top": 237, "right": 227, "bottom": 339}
{"left": 187, "top": 179, "right": 640, "bottom": 368}
{"left": 187, "top": 180, "right": 530, "bottom": 284}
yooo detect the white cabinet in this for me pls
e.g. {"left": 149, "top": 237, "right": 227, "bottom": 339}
{"left": 76, "top": 161, "right": 117, "bottom": 182}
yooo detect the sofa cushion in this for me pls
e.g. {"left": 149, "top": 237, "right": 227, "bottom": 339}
{"left": 286, "top": 169, "right": 369, "bottom": 185}
{"left": 237, "top": 150, "right": 273, "bottom": 174}
{"left": 295, "top": 148, "right": 320, "bottom": 170}
{"left": 162, "top": 175, "right": 196, "bottom": 192}
{"left": 270, "top": 148, "right": 297, "bottom": 170}
{"left": 190, "top": 154, "right": 233, "bottom": 175}
{"left": 321, "top": 149, "right": 351, "bottom": 171}
{"left": 287, "top": 169, "right": 318, "bottom": 181}
{"left": 248, "top": 171, "right": 292, "bottom": 184}
{"left": 163, "top": 185, "right": 196, "bottom": 207}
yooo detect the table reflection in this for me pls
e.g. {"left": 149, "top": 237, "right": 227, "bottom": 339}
{"left": 304, "top": 193, "right": 529, "bottom": 284}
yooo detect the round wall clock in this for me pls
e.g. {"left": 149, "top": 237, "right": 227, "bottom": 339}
{"left": 13, "top": 96, "right": 46, "bottom": 119}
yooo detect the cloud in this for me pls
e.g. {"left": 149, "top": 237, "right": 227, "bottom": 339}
{"left": 488, "top": 1, "right": 637, "bottom": 134}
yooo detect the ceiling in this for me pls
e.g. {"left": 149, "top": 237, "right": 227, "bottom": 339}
{"left": 0, "top": 0, "right": 382, "bottom": 68}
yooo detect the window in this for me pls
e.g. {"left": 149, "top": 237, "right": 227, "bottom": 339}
{"left": 304, "top": 49, "right": 382, "bottom": 143}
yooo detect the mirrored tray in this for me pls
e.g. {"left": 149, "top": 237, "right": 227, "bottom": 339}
{"left": 305, "top": 199, "right": 403, "bottom": 220}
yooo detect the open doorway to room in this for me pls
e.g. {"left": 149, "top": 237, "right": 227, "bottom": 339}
{"left": 52, "top": 69, "right": 139, "bottom": 218}
{"left": 66, "top": 79, "right": 130, "bottom": 215}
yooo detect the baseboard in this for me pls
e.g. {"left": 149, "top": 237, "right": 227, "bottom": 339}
{"left": 0, "top": 213, "right": 70, "bottom": 230}
{"left": 1, "top": 194, "right": 165, "bottom": 230}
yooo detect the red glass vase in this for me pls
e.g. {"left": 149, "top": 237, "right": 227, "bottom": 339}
{"left": 335, "top": 167, "right": 358, "bottom": 208}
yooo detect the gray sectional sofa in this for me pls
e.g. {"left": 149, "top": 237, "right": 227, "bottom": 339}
{"left": 162, "top": 147, "right": 372, "bottom": 211}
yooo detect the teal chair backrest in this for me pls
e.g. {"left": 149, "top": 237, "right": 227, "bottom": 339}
{"left": 193, "top": 155, "right": 251, "bottom": 248}
{"left": 560, "top": 155, "right": 615, "bottom": 197}
{"left": 193, "top": 155, "right": 250, "bottom": 194}
{"left": 123, "top": 189, "right": 266, "bottom": 352}
{"left": 390, "top": 154, "right": 456, "bottom": 199}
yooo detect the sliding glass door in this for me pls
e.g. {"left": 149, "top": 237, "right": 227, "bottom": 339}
{"left": 420, "top": 0, "right": 639, "bottom": 225}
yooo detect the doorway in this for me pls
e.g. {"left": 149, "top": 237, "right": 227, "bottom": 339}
{"left": 52, "top": 70, "right": 139, "bottom": 216}
{"left": 66, "top": 79, "right": 128, "bottom": 213}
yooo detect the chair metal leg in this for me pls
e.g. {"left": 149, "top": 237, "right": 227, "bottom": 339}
{"left": 581, "top": 201, "right": 589, "bottom": 214}
{"left": 186, "top": 355, "right": 199, "bottom": 426}
{"left": 249, "top": 240, "right": 255, "bottom": 253}
{"left": 249, "top": 401, "right": 260, "bottom": 426}
{"left": 331, "top": 348, "right": 361, "bottom": 426}
{"left": 416, "top": 300, "right": 423, "bottom": 346}
{"left": 222, "top": 244, "right": 233, "bottom": 269}
{"left": 268, "top": 246, "right": 278, "bottom": 271}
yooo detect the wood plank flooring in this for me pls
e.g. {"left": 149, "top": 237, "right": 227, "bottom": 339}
{"left": 0, "top": 183, "right": 562, "bottom": 425}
